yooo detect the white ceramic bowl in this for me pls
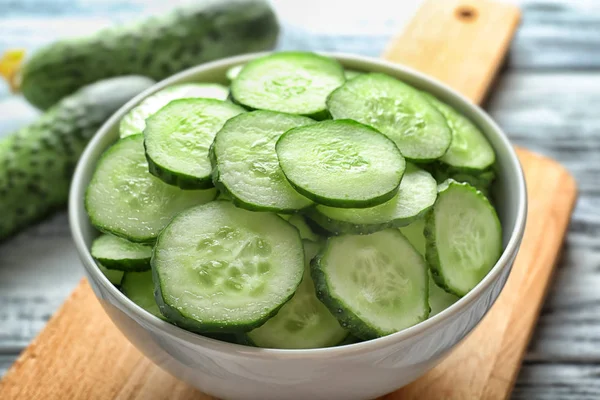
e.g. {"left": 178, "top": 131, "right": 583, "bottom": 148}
{"left": 69, "top": 53, "right": 527, "bottom": 400}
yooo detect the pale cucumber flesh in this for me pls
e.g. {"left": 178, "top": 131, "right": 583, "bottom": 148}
{"left": 231, "top": 52, "right": 346, "bottom": 118}
{"left": 121, "top": 271, "right": 165, "bottom": 320}
{"left": 309, "top": 163, "right": 437, "bottom": 234}
{"left": 247, "top": 240, "right": 347, "bottom": 348}
{"left": 423, "top": 92, "right": 495, "bottom": 171}
{"left": 425, "top": 180, "right": 502, "bottom": 297}
{"left": 312, "top": 229, "right": 429, "bottom": 339}
{"left": 85, "top": 135, "right": 216, "bottom": 243}
{"left": 276, "top": 120, "right": 405, "bottom": 208}
{"left": 153, "top": 201, "right": 304, "bottom": 332}
{"left": 144, "top": 98, "right": 245, "bottom": 189}
{"left": 400, "top": 220, "right": 459, "bottom": 315}
{"left": 327, "top": 73, "right": 452, "bottom": 161}
{"left": 119, "top": 83, "right": 230, "bottom": 138}
{"left": 91, "top": 233, "right": 152, "bottom": 271}
{"left": 211, "top": 111, "right": 314, "bottom": 212}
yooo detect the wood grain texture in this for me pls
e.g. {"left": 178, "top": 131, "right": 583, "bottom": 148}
{"left": 383, "top": 0, "right": 521, "bottom": 104}
{"left": 0, "top": 281, "right": 209, "bottom": 400}
{"left": 0, "top": 0, "right": 597, "bottom": 398}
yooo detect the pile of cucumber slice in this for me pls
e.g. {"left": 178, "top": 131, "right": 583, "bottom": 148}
{"left": 85, "top": 51, "right": 502, "bottom": 348}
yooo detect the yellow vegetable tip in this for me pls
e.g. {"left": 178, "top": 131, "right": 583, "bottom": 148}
{"left": 0, "top": 48, "right": 26, "bottom": 93}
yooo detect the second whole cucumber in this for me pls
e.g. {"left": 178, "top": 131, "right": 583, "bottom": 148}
{"left": 0, "top": 76, "right": 155, "bottom": 241}
{"left": 11, "top": 0, "right": 279, "bottom": 110}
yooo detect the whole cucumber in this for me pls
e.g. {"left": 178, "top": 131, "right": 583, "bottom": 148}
{"left": 0, "top": 76, "right": 155, "bottom": 240}
{"left": 19, "top": 0, "right": 279, "bottom": 110}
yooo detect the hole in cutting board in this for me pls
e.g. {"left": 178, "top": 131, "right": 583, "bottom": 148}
{"left": 455, "top": 5, "right": 478, "bottom": 22}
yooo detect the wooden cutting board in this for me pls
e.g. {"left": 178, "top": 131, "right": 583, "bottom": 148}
{"left": 0, "top": 0, "right": 578, "bottom": 399}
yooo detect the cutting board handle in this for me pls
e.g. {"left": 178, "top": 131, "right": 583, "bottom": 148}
{"left": 383, "top": 0, "right": 521, "bottom": 104}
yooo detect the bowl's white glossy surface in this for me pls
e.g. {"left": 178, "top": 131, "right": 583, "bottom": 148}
{"left": 69, "top": 53, "right": 527, "bottom": 400}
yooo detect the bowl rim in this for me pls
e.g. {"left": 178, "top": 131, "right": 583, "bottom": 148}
{"left": 69, "top": 51, "right": 527, "bottom": 358}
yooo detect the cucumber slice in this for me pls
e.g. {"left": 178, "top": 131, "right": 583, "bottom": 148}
{"left": 153, "top": 201, "right": 304, "bottom": 332}
{"left": 144, "top": 98, "right": 245, "bottom": 189}
{"left": 231, "top": 52, "right": 345, "bottom": 119}
{"left": 344, "top": 70, "right": 363, "bottom": 80}
{"left": 428, "top": 274, "right": 459, "bottom": 316}
{"left": 247, "top": 240, "right": 347, "bottom": 349}
{"left": 121, "top": 271, "right": 164, "bottom": 320}
{"left": 276, "top": 120, "right": 406, "bottom": 208}
{"left": 327, "top": 73, "right": 452, "bottom": 161}
{"left": 232, "top": 333, "right": 257, "bottom": 347}
{"left": 337, "top": 334, "right": 362, "bottom": 346}
{"left": 210, "top": 111, "right": 314, "bottom": 212}
{"left": 287, "top": 214, "right": 321, "bottom": 242}
{"left": 399, "top": 218, "right": 426, "bottom": 255}
{"left": 226, "top": 65, "right": 244, "bottom": 81}
{"left": 98, "top": 264, "right": 124, "bottom": 286}
{"left": 91, "top": 234, "right": 152, "bottom": 271}
{"left": 312, "top": 229, "right": 429, "bottom": 340}
{"left": 307, "top": 164, "right": 437, "bottom": 234}
{"left": 304, "top": 217, "right": 332, "bottom": 237}
{"left": 423, "top": 93, "right": 495, "bottom": 171}
{"left": 400, "top": 220, "right": 459, "bottom": 315}
{"left": 203, "top": 332, "right": 249, "bottom": 345}
{"left": 120, "top": 83, "right": 230, "bottom": 138}
{"left": 425, "top": 180, "right": 502, "bottom": 297}
{"left": 85, "top": 135, "right": 216, "bottom": 243}
{"left": 431, "top": 165, "right": 496, "bottom": 197}
{"left": 216, "top": 190, "right": 232, "bottom": 201}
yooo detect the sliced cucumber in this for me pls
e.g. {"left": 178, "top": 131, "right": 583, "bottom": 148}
{"left": 98, "top": 264, "right": 124, "bottom": 286}
{"left": 91, "top": 234, "right": 152, "bottom": 271}
{"left": 121, "top": 271, "right": 164, "bottom": 320}
{"left": 202, "top": 332, "right": 248, "bottom": 345}
{"left": 425, "top": 180, "right": 502, "bottom": 297}
{"left": 153, "top": 201, "right": 304, "bottom": 332}
{"left": 344, "top": 70, "right": 363, "bottom": 80}
{"left": 120, "top": 83, "right": 230, "bottom": 138}
{"left": 144, "top": 98, "right": 245, "bottom": 189}
{"left": 400, "top": 220, "right": 459, "bottom": 315}
{"left": 423, "top": 93, "right": 495, "bottom": 171}
{"left": 85, "top": 135, "right": 216, "bottom": 243}
{"left": 307, "top": 164, "right": 437, "bottom": 234}
{"left": 431, "top": 165, "right": 496, "bottom": 197}
{"left": 399, "top": 218, "right": 426, "bottom": 255}
{"left": 400, "top": 218, "right": 459, "bottom": 318}
{"left": 226, "top": 65, "right": 244, "bottom": 81}
{"left": 231, "top": 52, "right": 345, "bottom": 119}
{"left": 276, "top": 120, "right": 405, "bottom": 208}
{"left": 312, "top": 229, "right": 429, "bottom": 339}
{"left": 210, "top": 111, "right": 314, "bottom": 212}
{"left": 337, "top": 334, "right": 362, "bottom": 346}
{"left": 327, "top": 73, "right": 452, "bottom": 162}
{"left": 287, "top": 214, "right": 321, "bottom": 242}
{"left": 232, "top": 333, "right": 257, "bottom": 347}
{"left": 247, "top": 240, "right": 347, "bottom": 349}
{"left": 428, "top": 274, "right": 459, "bottom": 316}
{"left": 216, "top": 190, "right": 232, "bottom": 201}
{"left": 304, "top": 217, "right": 332, "bottom": 237}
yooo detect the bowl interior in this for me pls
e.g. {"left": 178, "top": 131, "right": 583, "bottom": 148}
{"left": 69, "top": 52, "right": 527, "bottom": 354}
